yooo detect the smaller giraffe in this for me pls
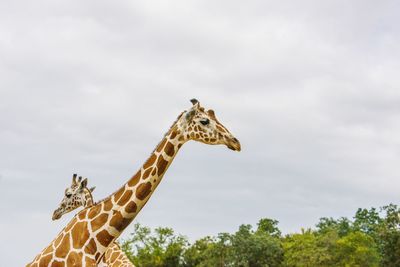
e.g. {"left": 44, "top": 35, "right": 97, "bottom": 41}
{"left": 52, "top": 174, "right": 135, "bottom": 267}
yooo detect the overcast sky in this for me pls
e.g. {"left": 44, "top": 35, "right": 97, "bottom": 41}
{"left": 1, "top": 0, "right": 400, "bottom": 265}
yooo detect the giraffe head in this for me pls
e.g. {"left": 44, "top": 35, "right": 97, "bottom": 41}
{"left": 177, "top": 99, "right": 241, "bottom": 151}
{"left": 52, "top": 174, "right": 95, "bottom": 220}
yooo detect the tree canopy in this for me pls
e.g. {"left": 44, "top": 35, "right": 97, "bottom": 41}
{"left": 121, "top": 204, "right": 400, "bottom": 267}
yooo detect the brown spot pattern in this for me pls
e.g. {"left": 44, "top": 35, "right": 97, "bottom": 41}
{"left": 64, "top": 218, "right": 77, "bottom": 232}
{"left": 43, "top": 243, "right": 53, "bottom": 254}
{"left": 88, "top": 204, "right": 101, "bottom": 219}
{"left": 117, "top": 190, "right": 133, "bottom": 206}
{"left": 85, "top": 256, "right": 97, "bottom": 266}
{"left": 97, "top": 229, "right": 114, "bottom": 247}
{"left": 54, "top": 234, "right": 64, "bottom": 247}
{"left": 113, "top": 187, "right": 125, "bottom": 203}
{"left": 66, "top": 251, "right": 81, "bottom": 266}
{"left": 164, "top": 142, "right": 175, "bottom": 157}
{"left": 103, "top": 199, "right": 113, "bottom": 212}
{"left": 71, "top": 221, "right": 90, "bottom": 249}
{"left": 95, "top": 252, "right": 101, "bottom": 261}
{"left": 110, "top": 211, "right": 132, "bottom": 232}
{"left": 51, "top": 260, "right": 64, "bottom": 267}
{"left": 142, "top": 168, "right": 152, "bottom": 179}
{"left": 90, "top": 213, "right": 109, "bottom": 232}
{"left": 170, "top": 130, "right": 177, "bottom": 139}
{"left": 55, "top": 234, "right": 70, "bottom": 258}
{"left": 110, "top": 251, "right": 119, "bottom": 262}
{"left": 136, "top": 182, "right": 152, "bottom": 201}
{"left": 78, "top": 209, "right": 88, "bottom": 220}
{"left": 143, "top": 154, "right": 157, "bottom": 169}
{"left": 156, "top": 138, "right": 167, "bottom": 152}
{"left": 127, "top": 170, "right": 141, "bottom": 187}
{"left": 157, "top": 156, "right": 168, "bottom": 176}
{"left": 39, "top": 254, "right": 52, "bottom": 266}
{"left": 125, "top": 201, "right": 137, "bottom": 214}
{"left": 85, "top": 238, "right": 97, "bottom": 254}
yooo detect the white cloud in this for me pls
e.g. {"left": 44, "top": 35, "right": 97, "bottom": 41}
{"left": 1, "top": 0, "right": 400, "bottom": 265}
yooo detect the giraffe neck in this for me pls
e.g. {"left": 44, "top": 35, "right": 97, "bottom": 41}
{"left": 82, "top": 124, "right": 185, "bottom": 261}
{"left": 82, "top": 189, "right": 134, "bottom": 266}
{"left": 110, "top": 125, "right": 184, "bottom": 223}
{"left": 83, "top": 188, "right": 94, "bottom": 207}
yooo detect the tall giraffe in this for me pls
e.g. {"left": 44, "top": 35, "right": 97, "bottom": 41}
{"left": 27, "top": 99, "right": 241, "bottom": 266}
{"left": 52, "top": 174, "right": 135, "bottom": 267}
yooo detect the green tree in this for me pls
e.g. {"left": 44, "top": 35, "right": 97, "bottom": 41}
{"left": 316, "top": 217, "right": 352, "bottom": 237}
{"left": 183, "top": 236, "right": 216, "bottom": 267}
{"left": 121, "top": 205, "right": 400, "bottom": 267}
{"left": 256, "top": 218, "right": 281, "bottom": 238}
{"left": 184, "top": 218, "right": 283, "bottom": 267}
{"left": 377, "top": 204, "right": 400, "bottom": 267}
{"left": 121, "top": 223, "right": 188, "bottom": 267}
{"left": 334, "top": 231, "right": 380, "bottom": 267}
{"left": 353, "top": 208, "right": 382, "bottom": 236}
{"left": 282, "top": 229, "right": 335, "bottom": 267}
{"left": 229, "top": 222, "right": 283, "bottom": 267}
{"left": 183, "top": 233, "right": 232, "bottom": 267}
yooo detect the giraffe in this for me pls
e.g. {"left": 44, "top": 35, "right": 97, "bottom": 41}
{"left": 52, "top": 174, "right": 135, "bottom": 267}
{"left": 27, "top": 99, "right": 241, "bottom": 267}
{"left": 51, "top": 174, "right": 95, "bottom": 221}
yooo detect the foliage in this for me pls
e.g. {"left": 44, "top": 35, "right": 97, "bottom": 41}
{"left": 282, "top": 228, "right": 336, "bottom": 267}
{"left": 229, "top": 223, "right": 283, "bottom": 267}
{"left": 121, "top": 205, "right": 400, "bottom": 267}
{"left": 122, "top": 223, "right": 188, "bottom": 267}
{"left": 334, "top": 231, "right": 380, "bottom": 267}
{"left": 377, "top": 204, "right": 400, "bottom": 267}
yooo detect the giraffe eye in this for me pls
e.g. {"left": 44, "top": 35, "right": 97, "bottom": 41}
{"left": 200, "top": 119, "right": 209, "bottom": 126}
{"left": 66, "top": 192, "right": 72, "bottom": 198}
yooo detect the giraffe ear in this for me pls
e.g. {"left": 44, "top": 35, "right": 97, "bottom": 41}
{"left": 207, "top": 109, "right": 216, "bottom": 120}
{"left": 89, "top": 186, "right": 96, "bottom": 192}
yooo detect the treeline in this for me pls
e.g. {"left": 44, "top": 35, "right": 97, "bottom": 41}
{"left": 121, "top": 204, "right": 400, "bottom": 267}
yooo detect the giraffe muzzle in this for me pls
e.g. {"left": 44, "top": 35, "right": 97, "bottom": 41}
{"left": 227, "top": 137, "right": 241, "bottom": 151}
{"left": 52, "top": 209, "right": 62, "bottom": 220}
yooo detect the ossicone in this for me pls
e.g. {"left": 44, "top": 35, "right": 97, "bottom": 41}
{"left": 190, "top": 98, "right": 199, "bottom": 106}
